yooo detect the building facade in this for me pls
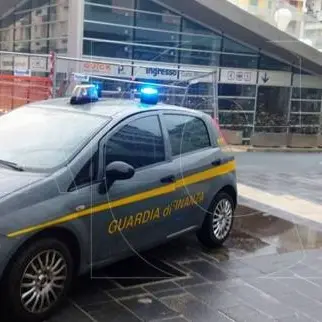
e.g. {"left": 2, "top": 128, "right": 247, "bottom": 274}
{"left": 1, "top": 0, "right": 322, "bottom": 142}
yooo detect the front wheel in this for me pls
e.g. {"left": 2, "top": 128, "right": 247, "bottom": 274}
{"left": 197, "top": 192, "right": 235, "bottom": 248}
{"left": 3, "top": 238, "right": 74, "bottom": 322}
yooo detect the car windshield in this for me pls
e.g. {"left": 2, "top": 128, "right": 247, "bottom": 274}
{"left": 0, "top": 106, "right": 108, "bottom": 172}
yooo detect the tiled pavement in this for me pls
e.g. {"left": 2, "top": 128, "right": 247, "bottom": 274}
{"left": 42, "top": 203, "right": 322, "bottom": 322}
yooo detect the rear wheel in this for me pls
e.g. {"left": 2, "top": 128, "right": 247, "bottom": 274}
{"left": 197, "top": 192, "right": 234, "bottom": 248}
{"left": 4, "top": 238, "right": 74, "bottom": 322}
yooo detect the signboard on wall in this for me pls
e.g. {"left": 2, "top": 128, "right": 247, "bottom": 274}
{"left": 14, "top": 56, "right": 29, "bottom": 71}
{"left": 30, "top": 57, "right": 47, "bottom": 72}
{"left": 0, "top": 55, "right": 14, "bottom": 71}
{"left": 80, "top": 61, "right": 132, "bottom": 77}
{"left": 133, "top": 66, "right": 178, "bottom": 80}
{"left": 258, "top": 70, "right": 292, "bottom": 86}
{"left": 179, "top": 67, "right": 216, "bottom": 83}
{"left": 220, "top": 68, "right": 257, "bottom": 84}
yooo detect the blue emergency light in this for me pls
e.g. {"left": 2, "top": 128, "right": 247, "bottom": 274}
{"left": 140, "top": 87, "right": 159, "bottom": 105}
{"left": 70, "top": 84, "right": 99, "bottom": 105}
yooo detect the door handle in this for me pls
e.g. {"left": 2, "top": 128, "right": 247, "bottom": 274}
{"left": 160, "top": 175, "right": 176, "bottom": 184}
{"left": 212, "top": 159, "right": 222, "bottom": 166}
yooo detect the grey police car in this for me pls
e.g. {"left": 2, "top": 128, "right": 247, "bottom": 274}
{"left": 0, "top": 85, "right": 237, "bottom": 321}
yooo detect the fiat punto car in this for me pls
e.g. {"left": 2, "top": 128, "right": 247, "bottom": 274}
{"left": 0, "top": 85, "right": 237, "bottom": 321}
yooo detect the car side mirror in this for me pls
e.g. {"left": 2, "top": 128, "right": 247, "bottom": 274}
{"left": 105, "top": 161, "right": 135, "bottom": 181}
{"left": 99, "top": 161, "right": 135, "bottom": 194}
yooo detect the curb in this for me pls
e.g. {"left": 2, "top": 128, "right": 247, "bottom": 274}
{"left": 222, "top": 145, "right": 322, "bottom": 153}
{"left": 247, "top": 147, "right": 322, "bottom": 153}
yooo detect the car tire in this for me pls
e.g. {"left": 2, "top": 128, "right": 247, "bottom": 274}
{"left": 197, "top": 192, "right": 235, "bottom": 248}
{"left": 3, "top": 238, "right": 74, "bottom": 322}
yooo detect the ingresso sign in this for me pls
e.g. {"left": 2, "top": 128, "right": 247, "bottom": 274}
{"left": 133, "top": 66, "right": 178, "bottom": 80}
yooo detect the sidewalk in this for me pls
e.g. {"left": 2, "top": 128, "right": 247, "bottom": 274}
{"left": 223, "top": 145, "right": 322, "bottom": 153}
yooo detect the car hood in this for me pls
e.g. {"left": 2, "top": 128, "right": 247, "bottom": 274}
{"left": 0, "top": 168, "right": 45, "bottom": 199}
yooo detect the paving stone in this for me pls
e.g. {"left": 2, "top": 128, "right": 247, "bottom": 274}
{"left": 226, "top": 284, "right": 294, "bottom": 318}
{"left": 47, "top": 303, "right": 94, "bottom": 322}
{"left": 161, "top": 294, "right": 232, "bottom": 322}
{"left": 120, "top": 296, "right": 178, "bottom": 321}
{"left": 143, "top": 281, "right": 179, "bottom": 294}
{"left": 174, "top": 273, "right": 209, "bottom": 287}
{"left": 274, "top": 312, "right": 316, "bottom": 322}
{"left": 219, "top": 304, "right": 274, "bottom": 322}
{"left": 80, "top": 300, "right": 140, "bottom": 321}
{"left": 185, "top": 283, "right": 244, "bottom": 309}
{"left": 183, "top": 260, "right": 233, "bottom": 281}
{"left": 107, "top": 286, "right": 148, "bottom": 300}
{"left": 153, "top": 288, "right": 189, "bottom": 299}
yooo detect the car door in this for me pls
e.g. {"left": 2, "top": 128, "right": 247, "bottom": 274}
{"left": 90, "top": 112, "right": 178, "bottom": 264}
{"left": 160, "top": 112, "right": 222, "bottom": 234}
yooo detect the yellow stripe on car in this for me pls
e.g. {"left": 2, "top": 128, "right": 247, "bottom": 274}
{"left": 7, "top": 160, "right": 236, "bottom": 238}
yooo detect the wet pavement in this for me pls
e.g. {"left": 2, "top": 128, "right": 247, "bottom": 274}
{"left": 2, "top": 152, "right": 322, "bottom": 322}
{"left": 40, "top": 202, "right": 322, "bottom": 322}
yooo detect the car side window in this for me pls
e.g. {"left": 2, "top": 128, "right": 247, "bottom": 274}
{"left": 163, "top": 114, "right": 211, "bottom": 156}
{"left": 105, "top": 115, "right": 165, "bottom": 169}
{"left": 70, "top": 150, "right": 99, "bottom": 189}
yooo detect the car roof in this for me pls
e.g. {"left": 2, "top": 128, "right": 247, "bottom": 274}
{"left": 26, "top": 97, "right": 206, "bottom": 120}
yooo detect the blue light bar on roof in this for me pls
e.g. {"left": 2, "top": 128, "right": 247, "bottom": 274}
{"left": 140, "top": 87, "right": 159, "bottom": 105}
{"left": 70, "top": 85, "right": 99, "bottom": 105}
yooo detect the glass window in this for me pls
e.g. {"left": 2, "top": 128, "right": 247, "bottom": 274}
{"left": 260, "top": 54, "right": 291, "bottom": 71}
{"left": 136, "top": 0, "right": 181, "bottom": 31}
{"left": 85, "top": 3, "right": 134, "bottom": 25}
{"left": 290, "top": 114, "right": 320, "bottom": 126}
{"left": 182, "top": 19, "right": 214, "bottom": 36}
{"left": 180, "top": 33, "right": 221, "bottom": 52}
{"left": 218, "top": 84, "right": 256, "bottom": 97}
{"left": 86, "top": 0, "right": 134, "bottom": 7}
{"left": 134, "top": 28, "right": 178, "bottom": 47}
{"left": 30, "top": 40, "right": 48, "bottom": 53}
{"left": 84, "top": 22, "right": 133, "bottom": 42}
{"left": 219, "top": 111, "right": 254, "bottom": 125}
{"left": 0, "top": 107, "right": 108, "bottom": 171}
{"left": 49, "top": 39, "right": 68, "bottom": 54}
{"left": 49, "top": 21, "right": 68, "bottom": 38}
{"left": 133, "top": 45, "right": 177, "bottom": 63}
{"left": 292, "top": 87, "right": 322, "bottom": 100}
{"left": 255, "top": 86, "right": 290, "bottom": 132}
{"left": 218, "top": 98, "right": 255, "bottom": 111}
{"left": 14, "top": 41, "right": 30, "bottom": 52}
{"left": 222, "top": 37, "right": 256, "bottom": 54}
{"left": 71, "top": 150, "right": 99, "bottom": 189}
{"left": 83, "top": 39, "right": 131, "bottom": 59}
{"left": 291, "top": 101, "right": 321, "bottom": 113}
{"left": 221, "top": 54, "right": 258, "bottom": 69}
{"left": 105, "top": 116, "right": 165, "bottom": 169}
{"left": 163, "top": 114, "right": 211, "bottom": 156}
{"left": 180, "top": 49, "right": 219, "bottom": 66}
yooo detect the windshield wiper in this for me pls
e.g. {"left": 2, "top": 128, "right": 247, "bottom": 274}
{"left": 0, "top": 160, "right": 24, "bottom": 171}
